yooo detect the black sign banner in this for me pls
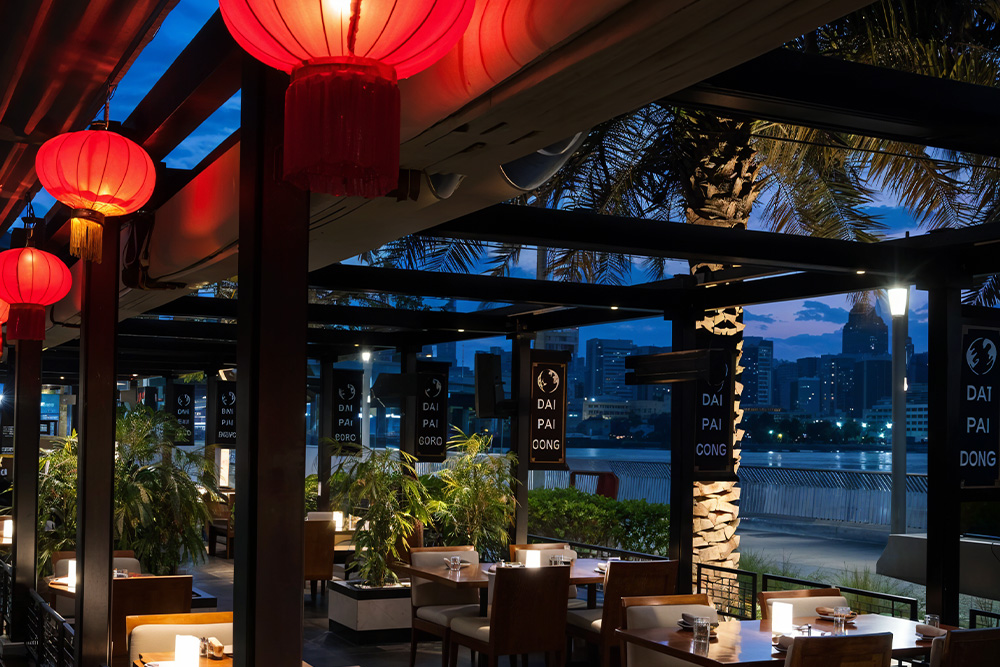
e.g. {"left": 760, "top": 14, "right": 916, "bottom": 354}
{"left": 332, "top": 369, "right": 364, "bottom": 453}
{"left": 167, "top": 384, "right": 196, "bottom": 446}
{"left": 693, "top": 346, "right": 737, "bottom": 479}
{"left": 0, "top": 387, "right": 13, "bottom": 455}
{"left": 959, "top": 325, "right": 1000, "bottom": 488}
{"left": 529, "top": 349, "right": 570, "bottom": 470}
{"left": 415, "top": 369, "right": 448, "bottom": 462}
{"left": 207, "top": 380, "right": 237, "bottom": 447}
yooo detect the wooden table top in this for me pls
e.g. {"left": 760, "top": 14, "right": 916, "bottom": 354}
{"left": 615, "top": 615, "right": 938, "bottom": 667}
{"left": 390, "top": 558, "right": 607, "bottom": 588}
{"left": 136, "top": 651, "right": 232, "bottom": 667}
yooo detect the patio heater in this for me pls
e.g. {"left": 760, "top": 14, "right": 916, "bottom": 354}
{"left": 888, "top": 286, "right": 909, "bottom": 535}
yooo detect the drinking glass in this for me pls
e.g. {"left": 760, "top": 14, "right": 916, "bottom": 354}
{"left": 833, "top": 606, "right": 851, "bottom": 635}
{"left": 693, "top": 617, "right": 711, "bottom": 646}
{"left": 925, "top": 614, "right": 940, "bottom": 628}
{"left": 549, "top": 554, "right": 565, "bottom": 566}
{"left": 448, "top": 556, "right": 462, "bottom": 571}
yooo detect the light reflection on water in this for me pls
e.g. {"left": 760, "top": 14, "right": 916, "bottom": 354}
{"left": 564, "top": 447, "right": 928, "bottom": 474}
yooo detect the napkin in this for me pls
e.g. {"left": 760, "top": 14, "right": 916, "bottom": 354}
{"left": 916, "top": 624, "right": 947, "bottom": 638}
{"left": 775, "top": 635, "right": 795, "bottom": 650}
{"left": 681, "top": 613, "right": 719, "bottom": 627}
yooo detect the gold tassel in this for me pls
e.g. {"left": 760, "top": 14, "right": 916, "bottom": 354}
{"left": 69, "top": 209, "right": 104, "bottom": 263}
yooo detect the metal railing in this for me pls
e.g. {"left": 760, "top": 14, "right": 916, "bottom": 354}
{"left": 970, "top": 608, "right": 1000, "bottom": 628}
{"left": 762, "top": 573, "right": 918, "bottom": 620}
{"left": 696, "top": 563, "right": 757, "bottom": 620}
{"left": 526, "top": 535, "right": 669, "bottom": 561}
{"left": 26, "top": 589, "right": 75, "bottom": 667}
{"left": 0, "top": 557, "right": 12, "bottom": 637}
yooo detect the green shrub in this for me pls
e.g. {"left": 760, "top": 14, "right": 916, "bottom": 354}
{"left": 527, "top": 487, "right": 669, "bottom": 555}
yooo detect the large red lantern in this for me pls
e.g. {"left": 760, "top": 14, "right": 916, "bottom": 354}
{"left": 0, "top": 248, "right": 73, "bottom": 341}
{"left": 0, "top": 299, "right": 9, "bottom": 349}
{"left": 35, "top": 128, "right": 156, "bottom": 263}
{"left": 220, "top": 0, "right": 475, "bottom": 198}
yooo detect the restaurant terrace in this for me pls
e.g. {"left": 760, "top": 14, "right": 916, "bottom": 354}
{"left": 0, "top": 2, "right": 998, "bottom": 667}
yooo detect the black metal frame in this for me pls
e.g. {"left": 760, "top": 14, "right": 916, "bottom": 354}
{"left": 970, "top": 608, "right": 1000, "bottom": 628}
{"left": 762, "top": 573, "right": 918, "bottom": 620}
{"left": 696, "top": 563, "right": 758, "bottom": 621}
{"left": 526, "top": 534, "right": 669, "bottom": 562}
{"left": 26, "top": 589, "right": 75, "bottom": 667}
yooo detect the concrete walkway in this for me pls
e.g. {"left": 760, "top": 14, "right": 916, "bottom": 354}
{"left": 738, "top": 526, "right": 888, "bottom": 579}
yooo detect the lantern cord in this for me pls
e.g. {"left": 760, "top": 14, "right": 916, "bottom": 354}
{"left": 347, "top": 0, "right": 362, "bottom": 54}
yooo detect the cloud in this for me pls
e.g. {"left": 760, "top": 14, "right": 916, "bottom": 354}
{"left": 771, "top": 332, "right": 843, "bottom": 361}
{"left": 796, "top": 300, "right": 849, "bottom": 323}
{"left": 744, "top": 312, "right": 776, "bottom": 323}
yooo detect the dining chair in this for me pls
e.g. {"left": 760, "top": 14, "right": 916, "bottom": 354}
{"left": 757, "top": 587, "right": 847, "bottom": 620}
{"left": 619, "top": 594, "right": 718, "bottom": 667}
{"left": 930, "top": 627, "right": 1000, "bottom": 666}
{"left": 111, "top": 575, "right": 193, "bottom": 667}
{"left": 510, "top": 542, "right": 586, "bottom": 609}
{"left": 126, "top": 611, "right": 233, "bottom": 665}
{"left": 303, "top": 519, "right": 340, "bottom": 603}
{"left": 567, "top": 559, "right": 680, "bottom": 667}
{"left": 784, "top": 632, "right": 893, "bottom": 667}
{"left": 449, "top": 565, "right": 570, "bottom": 667}
{"left": 47, "top": 550, "right": 144, "bottom": 618}
{"left": 206, "top": 499, "right": 234, "bottom": 558}
{"left": 409, "top": 546, "right": 481, "bottom": 667}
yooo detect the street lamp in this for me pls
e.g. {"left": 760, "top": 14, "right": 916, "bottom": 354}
{"left": 889, "top": 285, "right": 909, "bottom": 535}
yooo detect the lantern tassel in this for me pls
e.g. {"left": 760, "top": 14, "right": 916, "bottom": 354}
{"left": 8, "top": 304, "right": 46, "bottom": 341}
{"left": 69, "top": 209, "right": 105, "bottom": 263}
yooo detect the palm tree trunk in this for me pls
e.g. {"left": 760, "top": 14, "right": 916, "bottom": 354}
{"left": 679, "top": 112, "right": 761, "bottom": 575}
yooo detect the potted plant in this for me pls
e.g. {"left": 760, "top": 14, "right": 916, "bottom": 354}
{"left": 428, "top": 428, "right": 517, "bottom": 561}
{"left": 326, "top": 446, "right": 431, "bottom": 642}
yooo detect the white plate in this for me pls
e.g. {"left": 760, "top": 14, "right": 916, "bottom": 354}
{"left": 145, "top": 662, "right": 177, "bottom": 667}
{"left": 773, "top": 644, "right": 788, "bottom": 653}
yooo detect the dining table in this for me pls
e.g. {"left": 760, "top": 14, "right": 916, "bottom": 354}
{"left": 615, "top": 614, "right": 948, "bottom": 666}
{"left": 134, "top": 653, "right": 314, "bottom": 667}
{"left": 390, "top": 557, "right": 608, "bottom": 615}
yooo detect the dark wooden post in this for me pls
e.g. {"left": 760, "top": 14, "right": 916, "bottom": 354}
{"left": 400, "top": 348, "right": 417, "bottom": 457}
{"left": 670, "top": 318, "right": 696, "bottom": 594}
{"left": 233, "top": 55, "right": 309, "bottom": 667}
{"left": 10, "top": 339, "right": 41, "bottom": 642}
{"left": 926, "top": 284, "right": 962, "bottom": 624}
{"left": 510, "top": 332, "right": 532, "bottom": 543}
{"left": 317, "top": 359, "right": 333, "bottom": 511}
{"left": 75, "top": 219, "right": 121, "bottom": 667}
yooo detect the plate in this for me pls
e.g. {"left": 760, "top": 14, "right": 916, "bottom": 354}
{"left": 817, "top": 614, "right": 857, "bottom": 622}
{"left": 916, "top": 633, "right": 940, "bottom": 641}
{"left": 772, "top": 644, "right": 788, "bottom": 653}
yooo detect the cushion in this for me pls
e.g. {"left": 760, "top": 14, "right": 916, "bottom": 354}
{"left": 306, "top": 512, "right": 335, "bottom": 521}
{"left": 415, "top": 603, "right": 481, "bottom": 626}
{"left": 514, "top": 548, "right": 579, "bottom": 602}
{"left": 567, "top": 607, "right": 603, "bottom": 633}
{"left": 765, "top": 595, "right": 849, "bottom": 620}
{"left": 130, "top": 622, "right": 233, "bottom": 663}
{"left": 410, "top": 550, "right": 480, "bottom": 608}
{"left": 450, "top": 616, "right": 491, "bottom": 643}
{"left": 567, "top": 597, "right": 589, "bottom": 610}
{"left": 626, "top": 604, "right": 718, "bottom": 630}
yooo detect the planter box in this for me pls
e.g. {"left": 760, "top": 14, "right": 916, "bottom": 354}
{"left": 327, "top": 579, "right": 412, "bottom": 644}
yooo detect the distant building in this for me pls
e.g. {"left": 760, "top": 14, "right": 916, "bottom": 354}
{"left": 909, "top": 351, "right": 929, "bottom": 384}
{"left": 772, "top": 361, "right": 798, "bottom": 411}
{"left": 437, "top": 300, "right": 458, "bottom": 365}
{"left": 538, "top": 328, "right": 584, "bottom": 400}
{"left": 742, "top": 337, "right": 773, "bottom": 406}
{"left": 582, "top": 396, "right": 631, "bottom": 420}
{"left": 819, "top": 354, "right": 856, "bottom": 415}
{"left": 631, "top": 399, "right": 669, "bottom": 418}
{"left": 795, "top": 377, "right": 821, "bottom": 414}
{"left": 842, "top": 304, "right": 888, "bottom": 356}
{"left": 865, "top": 397, "right": 929, "bottom": 442}
{"left": 854, "top": 356, "right": 892, "bottom": 413}
{"left": 585, "top": 338, "right": 635, "bottom": 400}
{"left": 797, "top": 357, "right": 820, "bottom": 378}
{"left": 633, "top": 345, "right": 672, "bottom": 401}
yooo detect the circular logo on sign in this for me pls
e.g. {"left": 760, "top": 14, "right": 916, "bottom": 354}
{"left": 176, "top": 393, "right": 191, "bottom": 408}
{"left": 966, "top": 337, "right": 997, "bottom": 376}
{"left": 338, "top": 383, "right": 356, "bottom": 401}
{"left": 708, "top": 361, "right": 730, "bottom": 393}
{"left": 537, "top": 369, "right": 560, "bottom": 394}
{"left": 221, "top": 391, "right": 237, "bottom": 407}
{"left": 425, "top": 378, "right": 442, "bottom": 398}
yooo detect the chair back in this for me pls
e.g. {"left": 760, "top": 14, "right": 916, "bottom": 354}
{"left": 111, "top": 576, "right": 193, "bottom": 667}
{"left": 205, "top": 500, "right": 230, "bottom": 522}
{"left": 303, "top": 520, "right": 340, "bottom": 581}
{"left": 52, "top": 550, "right": 137, "bottom": 577}
{"left": 126, "top": 612, "right": 233, "bottom": 664}
{"left": 490, "top": 566, "right": 570, "bottom": 655}
{"left": 409, "top": 546, "right": 479, "bottom": 608}
{"left": 785, "top": 632, "right": 892, "bottom": 667}
{"left": 758, "top": 587, "right": 845, "bottom": 620}
{"left": 620, "top": 594, "right": 716, "bottom": 667}
{"left": 306, "top": 511, "right": 335, "bottom": 521}
{"left": 938, "top": 627, "right": 1000, "bottom": 666}
{"left": 508, "top": 542, "right": 569, "bottom": 561}
{"left": 599, "top": 561, "right": 679, "bottom": 644}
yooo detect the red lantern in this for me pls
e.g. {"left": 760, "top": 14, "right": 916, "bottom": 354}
{"left": 0, "top": 299, "right": 9, "bottom": 349}
{"left": 0, "top": 248, "right": 73, "bottom": 341}
{"left": 220, "top": 0, "right": 474, "bottom": 198}
{"left": 35, "top": 129, "right": 156, "bottom": 263}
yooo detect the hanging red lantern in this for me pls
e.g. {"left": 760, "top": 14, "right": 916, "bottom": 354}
{"left": 0, "top": 248, "right": 73, "bottom": 341}
{"left": 0, "top": 299, "right": 9, "bottom": 349}
{"left": 220, "top": 0, "right": 475, "bottom": 198}
{"left": 35, "top": 128, "right": 156, "bottom": 263}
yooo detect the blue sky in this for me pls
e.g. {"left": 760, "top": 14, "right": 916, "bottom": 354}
{"left": 30, "top": 0, "right": 932, "bottom": 368}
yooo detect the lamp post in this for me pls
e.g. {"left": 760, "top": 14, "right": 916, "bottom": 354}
{"left": 888, "top": 286, "right": 909, "bottom": 535}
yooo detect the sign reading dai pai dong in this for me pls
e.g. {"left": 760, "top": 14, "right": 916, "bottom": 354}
{"left": 207, "top": 379, "right": 237, "bottom": 447}
{"left": 331, "top": 369, "right": 364, "bottom": 453}
{"left": 166, "top": 383, "right": 196, "bottom": 445}
{"left": 960, "top": 325, "right": 1000, "bottom": 488}
{"left": 529, "top": 350, "right": 570, "bottom": 469}
{"left": 415, "top": 366, "right": 449, "bottom": 462}
{"left": 693, "top": 347, "right": 737, "bottom": 479}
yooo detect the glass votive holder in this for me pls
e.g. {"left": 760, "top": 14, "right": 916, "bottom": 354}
{"left": 925, "top": 614, "right": 940, "bottom": 628}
